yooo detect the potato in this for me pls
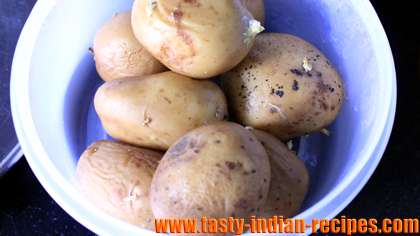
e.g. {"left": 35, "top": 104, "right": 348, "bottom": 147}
{"left": 251, "top": 129, "right": 309, "bottom": 218}
{"left": 150, "top": 122, "right": 270, "bottom": 225}
{"left": 131, "top": 0, "right": 264, "bottom": 79}
{"left": 92, "top": 12, "right": 165, "bottom": 81}
{"left": 76, "top": 140, "right": 162, "bottom": 229}
{"left": 221, "top": 33, "right": 344, "bottom": 140}
{"left": 241, "top": 0, "right": 265, "bottom": 25}
{"left": 94, "top": 71, "right": 228, "bottom": 150}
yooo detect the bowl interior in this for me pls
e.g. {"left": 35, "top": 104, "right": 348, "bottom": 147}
{"left": 25, "top": 0, "right": 391, "bottom": 232}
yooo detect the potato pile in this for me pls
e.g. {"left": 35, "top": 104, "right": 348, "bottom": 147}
{"left": 77, "top": 0, "right": 344, "bottom": 232}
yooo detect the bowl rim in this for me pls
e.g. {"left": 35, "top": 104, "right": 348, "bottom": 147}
{"left": 11, "top": 0, "right": 396, "bottom": 235}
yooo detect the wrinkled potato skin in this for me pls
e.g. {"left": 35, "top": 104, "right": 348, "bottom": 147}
{"left": 76, "top": 140, "right": 162, "bottom": 229}
{"left": 94, "top": 71, "right": 228, "bottom": 150}
{"left": 251, "top": 129, "right": 309, "bottom": 218}
{"left": 222, "top": 33, "right": 344, "bottom": 140}
{"left": 132, "top": 0, "right": 256, "bottom": 79}
{"left": 93, "top": 12, "right": 165, "bottom": 81}
{"left": 151, "top": 122, "right": 270, "bottom": 232}
{"left": 241, "top": 0, "right": 265, "bottom": 25}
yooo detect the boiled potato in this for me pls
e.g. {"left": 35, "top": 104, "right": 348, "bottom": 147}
{"left": 221, "top": 33, "right": 344, "bottom": 140}
{"left": 150, "top": 122, "right": 270, "bottom": 228}
{"left": 241, "top": 0, "right": 265, "bottom": 25}
{"left": 76, "top": 140, "right": 162, "bottom": 229}
{"left": 94, "top": 71, "right": 228, "bottom": 150}
{"left": 251, "top": 129, "right": 309, "bottom": 218}
{"left": 131, "top": 0, "right": 264, "bottom": 79}
{"left": 92, "top": 12, "right": 165, "bottom": 81}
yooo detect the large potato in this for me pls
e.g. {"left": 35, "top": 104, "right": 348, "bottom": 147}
{"left": 131, "top": 0, "right": 264, "bottom": 79}
{"left": 94, "top": 71, "right": 228, "bottom": 150}
{"left": 151, "top": 122, "right": 270, "bottom": 227}
{"left": 76, "top": 140, "right": 162, "bottom": 229}
{"left": 221, "top": 33, "right": 344, "bottom": 140}
{"left": 241, "top": 0, "right": 265, "bottom": 24}
{"left": 251, "top": 129, "right": 309, "bottom": 218}
{"left": 93, "top": 12, "right": 165, "bottom": 81}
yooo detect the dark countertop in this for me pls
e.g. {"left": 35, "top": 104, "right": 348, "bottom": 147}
{"left": 0, "top": 0, "right": 419, "bottom": 235}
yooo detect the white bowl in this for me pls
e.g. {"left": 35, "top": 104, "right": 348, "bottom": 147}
{"left": 11, "top": 0, "right": 396, "bottom": 235}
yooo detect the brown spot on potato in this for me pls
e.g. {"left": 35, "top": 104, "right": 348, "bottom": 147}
{"left": 292, "top": 80, "right": 299, "bottom": 91}
{"left": 290, "top": 69, "right": 303, "bottom": 76}
{"left": 171, "top": 8, "right": 196, "bottom": 61}
{"left": 172, "top": 9, "right": 183, "bottom": 22}
{"left": 88, "top": 146, "right": 99, "bottom": 155}
{"left": 275, "top": 90, "right": 284, "bottom": 97}
{"left": 225, "top": 161, "right": 243, "bottom": 170}
{"left": 134, "top": 161, "right": 142, "bottom": 168}
{"left": 163, "top": 97, "right": 172, "bottom": 104}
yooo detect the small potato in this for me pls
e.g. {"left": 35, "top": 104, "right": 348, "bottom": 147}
{"left": 151, "top": 122, "right": 270, "bottom": 226}
{"left": 76, "top": 140, "right": 162, "bottom": 229}
{"left": 94, "top": 71, "right": 228, "bottom": 150}
{"left": 93, "top": 12, "right": 165, "bottom": 81}
{"left": 251, "top": 129, "right": 309, "bottom": 218}
{"left": 221, "top": 33, "right": 344, "bottom": 140}
{"left": 131, "top": 0, "right": 264, "bottom": 78}
{"left": 241, "top": 0, "right": 265, "bottom": 25}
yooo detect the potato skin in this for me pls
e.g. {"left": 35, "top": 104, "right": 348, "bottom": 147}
{"left": 241, "top": 0, "right": 265, "bottom": 25}
{"left": 76, "top": 140, "right": 162, "bottom": 229}
{"left": 93, "top": 12, "right": 165, "bottom": 81}
{"left": 94, "top": 71, "right": 228, "bottom": 150}
{"left": 251, "top": 129, "right": 309, "bottom": 218}
{"left": 150, "top": 122, "right": 270, "bottom": 225}
{"left": 131, "top": 0, "right": 261, "bottom": 79}
{"left": 221, "top": 33, "right": 344, "bottom": 140}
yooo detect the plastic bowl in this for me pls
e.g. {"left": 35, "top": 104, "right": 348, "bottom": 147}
{"left": 11, "top": 0, "right": 396, "bottom": 235}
